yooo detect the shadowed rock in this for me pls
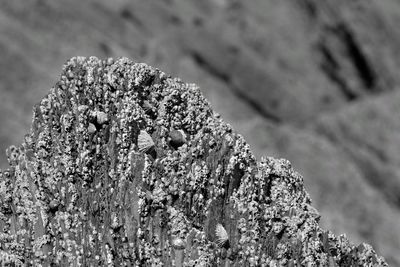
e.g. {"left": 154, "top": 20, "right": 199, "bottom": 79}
{"left": 0, "top": 57, "right": 387, "bottom": 266}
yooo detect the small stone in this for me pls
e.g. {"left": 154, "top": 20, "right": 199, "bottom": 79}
{"left": 107, "top": 58, "right": 114, "bottom": 65}
{"left": 49, "top": 199, "right": 60, "bottom": 210}
{"left": 96, "top": 111, "right": 108, "bottom": 125}
{"left": 169, "top": 130, "right": 186, "bottom": 149}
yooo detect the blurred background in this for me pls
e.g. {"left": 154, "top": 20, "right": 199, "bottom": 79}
{"left": 0, "top": 0, "right": 400, "bottom": 265}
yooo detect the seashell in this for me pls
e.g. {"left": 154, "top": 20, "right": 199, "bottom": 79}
{"left": 88, "top": 123, "right": 97, "bottom": 134}
{"left": 138, "top": 130, "right": 155, "bottom": 153}
{"left": 215, "top": 223, "right": 229, "bottom": 247}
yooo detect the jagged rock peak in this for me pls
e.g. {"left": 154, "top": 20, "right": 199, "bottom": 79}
{"left": 0, "top": 57, "right": 387, "bottom": 266}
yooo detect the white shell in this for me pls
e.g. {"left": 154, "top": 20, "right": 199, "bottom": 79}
{"left": 88, "top": 123, "right": 96, "bottom": 134}
{"left": 138, "top": 130, "right": 155, "bottom": 152}
{"left": 215, "top": 223, "right": 229, "bottom": 247}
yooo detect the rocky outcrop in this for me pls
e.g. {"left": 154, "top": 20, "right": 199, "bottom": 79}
{"left": 0, "top": 57, "right": 387, "bottom": 266}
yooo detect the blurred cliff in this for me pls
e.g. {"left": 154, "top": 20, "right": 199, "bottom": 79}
{"left": 0, "top": 0, "right": 399, "bottom": 264}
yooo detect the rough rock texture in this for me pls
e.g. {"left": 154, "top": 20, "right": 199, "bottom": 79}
{"left": 1, "top": 1, "right": 400, "bottom": 265}
{"left": 0, "top": 57, "right": 387, "bottom": 266}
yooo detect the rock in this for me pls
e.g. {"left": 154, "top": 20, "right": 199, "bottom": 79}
{"left": 0, "top": 57, "right": 387, "bottom": 266}
{"left": 0, "top": 1, "right": 400, "bottom": 264}
{"left": 95, "top": 111, "right": 108, "bottom": 125}
{"left": 169, "top": 129, "right": 186, "bottom": 149}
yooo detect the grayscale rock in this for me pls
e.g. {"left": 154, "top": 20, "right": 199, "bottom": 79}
{"left": 0, "top": 57, "right": 387, "bottom": 266}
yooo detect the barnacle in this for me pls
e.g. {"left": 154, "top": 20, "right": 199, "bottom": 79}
{"left": 137, "top": 130, "right": 155, "bottom": 153}
{"left": 215, "top": 223, "right": 229, "bottom": 248}
{"left": 0, "top": 57, "right": 388, "bottom": 266}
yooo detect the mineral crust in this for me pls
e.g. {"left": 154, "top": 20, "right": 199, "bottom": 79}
{"left": 0, "top": 57, "right": 387, "bottom": 266}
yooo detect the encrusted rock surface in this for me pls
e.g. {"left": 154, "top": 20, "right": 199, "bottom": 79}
{"left": 2, "top": 1, "right": 400, "bottom": 265}
{"left": 0, "top": 57, "right": 388, "bottom": 266}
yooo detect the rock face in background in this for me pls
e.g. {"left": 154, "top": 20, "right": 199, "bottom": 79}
{"left": 0, "top": 0, "right": 399, "bottom": 265}
{"left": 0, "top": 57, "right": 388, "bottom": 266}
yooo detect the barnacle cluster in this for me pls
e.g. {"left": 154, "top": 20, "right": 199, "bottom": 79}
{"left": 0, "top": 57, "right": 387, "bottom": 266}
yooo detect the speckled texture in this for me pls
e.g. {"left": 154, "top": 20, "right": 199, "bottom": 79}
{"left": 0, "top": 57, "right": 387, "bottom": 266}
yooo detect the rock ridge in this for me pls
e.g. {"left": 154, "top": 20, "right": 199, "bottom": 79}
{"left": 0, "top": 57, "right": 387, "bottom": 266}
